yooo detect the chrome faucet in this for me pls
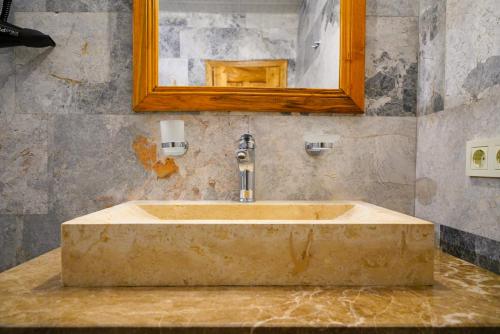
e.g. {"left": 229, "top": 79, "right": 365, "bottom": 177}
{"left": 236, "top": 134, "right": 255, "bottom": 202}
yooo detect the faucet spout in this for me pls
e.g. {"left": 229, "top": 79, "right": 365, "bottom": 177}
{"left": 236, "top": 134, "right": 255, "bottom": 202}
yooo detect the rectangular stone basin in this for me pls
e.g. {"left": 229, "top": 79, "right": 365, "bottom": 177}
{"left": 61, "top": 201, "right": 434, "bottom": 287}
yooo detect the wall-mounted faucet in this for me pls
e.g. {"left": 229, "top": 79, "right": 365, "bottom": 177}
{"left": 236, "top": 134, "right": 255, "bottom": 203}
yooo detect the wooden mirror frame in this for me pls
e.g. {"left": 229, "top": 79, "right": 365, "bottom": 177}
{"left": 133, "top": 0, "right": 365, "bottom": 113}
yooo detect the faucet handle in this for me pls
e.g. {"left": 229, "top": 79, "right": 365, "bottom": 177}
{"left": 236, "top": 150, "right": 247, "bottom": 160}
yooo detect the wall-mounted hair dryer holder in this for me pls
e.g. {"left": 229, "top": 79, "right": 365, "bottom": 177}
{"left": 0, "top": 0, "right": 56, "bottom": 48}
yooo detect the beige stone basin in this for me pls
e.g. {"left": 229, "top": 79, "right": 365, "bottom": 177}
{"left": 61, "top": 201, "right": 434, "bottom": 287}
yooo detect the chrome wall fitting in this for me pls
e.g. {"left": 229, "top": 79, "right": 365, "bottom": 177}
{"left": 305, "top": 142, "right": 334, "bottom": 156}
{"left": 236, "top": 134, "right": 255, "bottom": 203}
{"left": 161, "top": 142, "right": 189, "bottom": 155}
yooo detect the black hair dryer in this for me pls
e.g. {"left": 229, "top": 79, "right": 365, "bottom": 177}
{"left": 0, "top": 0, "right": 56, "bottom": 48}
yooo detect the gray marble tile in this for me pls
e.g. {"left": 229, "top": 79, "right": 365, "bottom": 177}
{"left": 440, "top": 225, "right": 499, "bottom": 274}
{"left": 0, "top": 213, "right": 60, "bottom": 272}
{"left": 159, "top": 12, "right": 189, "bottom": 28}
{"left": 418, "top": 0, "right": 446, "bottom": 116}
{"left": 49, "top": 114, "right": 248, "bottom": 221}
{"left": 12, "top": 0, "right": 47, "bottom": 12}
{"left": 237, "top": 28, "right": 296, "bottom": 60}
{"left": 180, "top": 27, "right": 240, "bottom": 60}
{"left": 14, "top": 0, "right": 132, "bottom": 12}
{"left": 46, "top": 0, "right": 131, "bottom": 12}
{"left": 249, "top": 115, "right": 417, "bottom": 215}
{"left": 15, "top": 12, "right": 132, "bottom": 115}
{"left": 445, "top": 0, "right": 500, "bottom": 109}
{"left": 365, "top": 16, "right": 419, "bottom": 116}
{"left": 366, "top": 0, "right": 419, "bottom": 17}
{"left": 416, "top": 87, "right": 500, "bottom": 242}
{"left": 0, "top": 49, "right": 15, "bottom": 115}
{"left": 287, "top": 59, "right": 296, "bottom": 88}
{"left": 0, "top": 215, "right": 21, "bottom": 272}
{"left": 245, "top": 13, "right": 298, "bottom": 31}
{"left": 158, "top": 58, "right": 188, "bottom": 86}
{"left": 0, "top": 114, "right": 49, "bottom": 215}
{"left": 188, "top": 59, "right": 206, "bottom": 86}
{"left": 296, "top": 0, "right": 340, "bottom": 88}
{"left": 20, "top": 214, "right": 59, "bottom": 262}
{"left": 159, "top": 26, "right": 181, "bottom": 58}
{"left": 187, "top": 13, "right": 246, "bottom": 29}
{"left": 160, "top": 12, "right": 246, "bottom": 29}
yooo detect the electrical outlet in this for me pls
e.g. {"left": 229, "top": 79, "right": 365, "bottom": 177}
{"left": 466, "top": 138, "right": 500, "bottom": 177}
{"left": 471, "top": 147, "right": 488, "bottom": 169}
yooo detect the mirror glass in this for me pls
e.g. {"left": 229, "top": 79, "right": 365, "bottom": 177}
{"left": 158, "top": 0, "right": 341, "bottom": 89}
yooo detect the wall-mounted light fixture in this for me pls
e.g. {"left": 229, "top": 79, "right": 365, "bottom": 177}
{"left": 160, "top": 120, "right": 188, "bottom": 157}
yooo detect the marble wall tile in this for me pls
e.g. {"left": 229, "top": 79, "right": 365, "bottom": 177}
{"left": 237, "top": 29, "right": 296, "bottom": 60}
{"left": 188, "top": 59, "right": 205, "bottom": 86}
{"left": 48, "top": 114, "right": 248, "bottom": 222}
{"left": 365, "top": 16, "right": 419, "bottom": 116}
{"left": 417, "top": 0, "right": 446, "bottom": 116}
{"left": 0, "top": 114, "right": 49, "bottom": 215}
{"left": 14, "top": 0, "right": 131, "bottom": 12}
{"left": 14, "top": 12, "right": 132, "bottom": 115}
{"left": 296, "top": 0, "right": 340, "bottom": 88}
{"left": 0, "top": 215, "right": 21, "bottom": 272}
{"left": 159, "top": 26, "right": 181, "bottom": 58}
{"left": 250, "top": 116, "right": 417, "bottom": 215}
{"left": 186, "top": 13, "right": 246, "bottom": 29}
{"left": 416, "top": 87, "right": 500, "bottom": 242}
{"left": 444, "top": 0, "right": 500, "bottom": 109}
{"left": 416, "top": 0, "right": 500, "bottom": 273}
{"left": 180, "top": 28, "right": 240, "bottom": 60}
{"left": 160, "top": 12, "right": 297, "bottom": 87}
{"left": 158, "top": 58, "right": 188, "bottom": 86}
{"left": 440, "top": 225, "right": 499, "bottom": 274}
{"left": 0, "top": 49, "right": 15, "bottom": 115}
{"left": 12, "top": 0, "right": 47, "bottom": 12}
{"left": 0, "top": 214, "right": 59, "bottom": 272}
{"left": 366, "top": 0, "right": 419, "bottom": 17}
{"left": 160, "top": 1, "right": 301, "bottom": 14}
{"left": 20, "top": 214, "right": 59, "bottom": 262}
{"left": 245, "top": 13, "right": 299, "bottom": 31}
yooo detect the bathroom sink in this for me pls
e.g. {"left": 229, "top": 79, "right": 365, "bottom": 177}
{"left": 61, "top": 201, "right": 434, "bottom": 287}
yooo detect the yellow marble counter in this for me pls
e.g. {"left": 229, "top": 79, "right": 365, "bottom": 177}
{"left": 0, "top": 249, "right": 499, "bottom": 333}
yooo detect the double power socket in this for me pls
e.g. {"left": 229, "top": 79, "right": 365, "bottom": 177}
{"left": 466, "top": 137, "right": 500, "bottom": 178}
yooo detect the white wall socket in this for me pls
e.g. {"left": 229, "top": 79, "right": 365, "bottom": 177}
{"left": 466, "top": 137, "right": 500, "bottom": 177}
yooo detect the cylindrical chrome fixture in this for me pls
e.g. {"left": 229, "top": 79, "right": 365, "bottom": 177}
{"left": 236, "top": 134, "right": 255, "bottom": 202}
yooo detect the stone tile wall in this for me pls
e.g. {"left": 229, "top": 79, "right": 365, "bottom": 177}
{"left": 158, "top": 10, "right": 298, "bottom": 87}
{"left": 416, "top": 0, "right": 500, "bottom": 271}
{"left": 0, "top": 0, "right": 420, "bottom": 272}
{"left": 296, "top": 0, "right": 341, "bottom": 88}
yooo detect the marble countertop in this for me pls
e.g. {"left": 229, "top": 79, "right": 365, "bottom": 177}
{"left": 0, "top": 249, "right": 499, "bottom": 334}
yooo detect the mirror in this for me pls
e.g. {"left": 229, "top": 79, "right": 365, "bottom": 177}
{"left": 158, "top": 0, "right": 341, "bottom": 89}
{"left": 133, "top": 0, "right": 365, "bottom": 113}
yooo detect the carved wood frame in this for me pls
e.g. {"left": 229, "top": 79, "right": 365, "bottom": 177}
{"left": 133, "top": 0, "right": 365, "bottom": 113}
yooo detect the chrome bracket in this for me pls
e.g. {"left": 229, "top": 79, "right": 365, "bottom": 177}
{"left": 305, "top": 142, "right": 334, "bottom": 156}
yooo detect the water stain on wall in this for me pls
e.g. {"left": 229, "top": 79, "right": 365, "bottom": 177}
{"left": 132, "top": 135, "right": 178, "bottom": 178}
{"left": 416, "top": 177, "right": 437, "bottom": 206}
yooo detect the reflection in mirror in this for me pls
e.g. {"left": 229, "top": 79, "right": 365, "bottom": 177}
{"left": 158, "top": 0, "right": 341, "bottom": 89}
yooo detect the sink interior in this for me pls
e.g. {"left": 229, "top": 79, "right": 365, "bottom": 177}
{"left": 137, "top": 203, "right": 354, "bottom": 220}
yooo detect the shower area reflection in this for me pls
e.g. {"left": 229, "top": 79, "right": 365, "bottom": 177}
{"left": 158, "top": 0, "right": 341, "bottom": 89}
